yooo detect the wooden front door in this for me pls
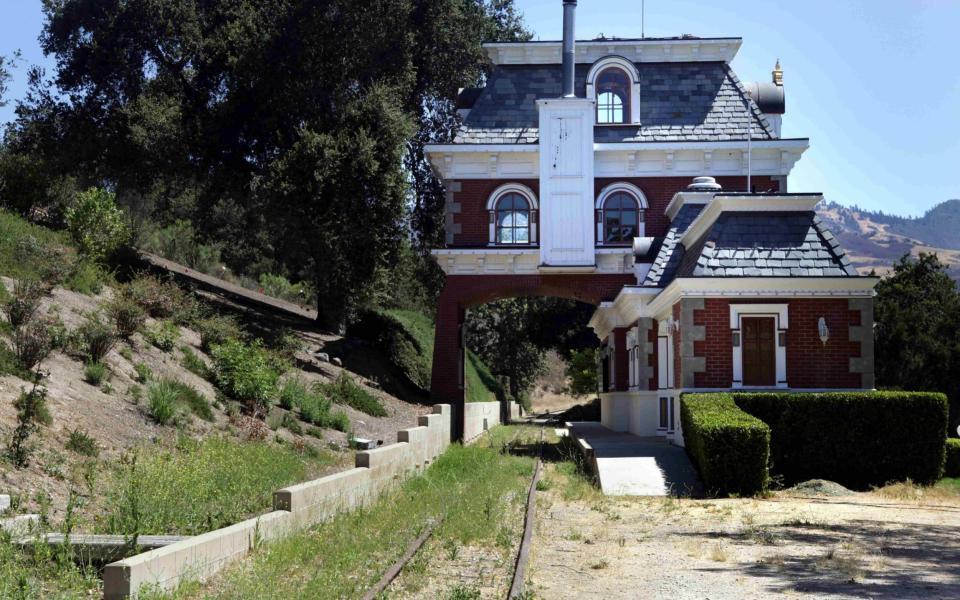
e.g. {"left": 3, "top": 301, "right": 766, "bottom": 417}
{"left": 742, "top": 317, "right": 776, "bottom": 387}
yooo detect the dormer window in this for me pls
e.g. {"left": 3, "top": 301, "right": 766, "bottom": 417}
{"left": 487, "top": 183, "right": 539, "bottom": 246}
{"left": 596, "top": 182, "right": 648, "bottom": 245}
{"left": 596, "top": 67, "right": 630, "bottom": 124}
{"left": 586, "top": 57, "right": 641, "bottom": 126}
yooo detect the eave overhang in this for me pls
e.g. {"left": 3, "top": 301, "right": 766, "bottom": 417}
{"left": 589, "top": 276, "right": 880, "bottom": 340}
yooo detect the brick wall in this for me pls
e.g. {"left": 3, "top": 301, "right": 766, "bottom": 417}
{"left": 687, "top": 298, "right": 864, "bottom": 389}
{"left": 445, "top": 175, "right": 780, "bottom": 246}
{"left": 431, "top": 273, "right": 635, "bottom": 436}
{"left": 594, "top": 176, "right": 779, "bottom": 239}
{"left": 450, "top": 179, "right": 540, "bottom": 246}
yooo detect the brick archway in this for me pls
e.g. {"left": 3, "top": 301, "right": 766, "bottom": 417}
{"left": 431, "top": 273, "right": 634, "bottom": 440}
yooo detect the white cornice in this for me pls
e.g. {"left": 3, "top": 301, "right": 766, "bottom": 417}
{"left": 424, "top": 141, "right": 809, "bottom": 180}
{"left": 483, "top": 39, "right": 742, "bottom": 65}
{"left": 643, "top": 277, "right": 879, "bottom": 319}
{"left": 678, "top": 194, "right": 823, "bottom": 249}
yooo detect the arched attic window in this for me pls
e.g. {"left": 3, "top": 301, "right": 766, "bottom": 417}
{"left": 487, "top": 184, "right": 538, "bottom": 245}
{"left": 596, "top": 183, "right": 647, "bottom": 245}
{"left": 587, "top": 57, "right": 641, "bottom": 126}
{"left": 596, "top": 67, "right": 630, "bottom": 124}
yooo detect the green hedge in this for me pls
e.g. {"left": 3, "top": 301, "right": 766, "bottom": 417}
{"left": 680, "top": 394, "right": 771, "bottom": 496}
{"left": 946, "top": 439, "right": 960, "bottom": 478}
{"left": 734, "top": 391, "right": 949, "bottom": 488}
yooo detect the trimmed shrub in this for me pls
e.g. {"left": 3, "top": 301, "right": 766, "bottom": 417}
{"left": 196, "top": 314, "right": 245, "bottom": 352}
{"left": 946, "top": 439, "right": 960, "bottom": 478}
{"left": 84, "top": 362, "right": 108, "bottom": 385}
{"left": 317, "top": 372, "right": 387, "bottom": 417}
{"left": 105, "top": 294, "right": 146, "bottom": 338}
{"left": 75, "top": 312, "right": 116, "bottom": 362}
{"left": 680, "top": 393, "right": 771, "bottom": 496}
{"left": 144, "top": 321, "right": 181, "bottom": 352}
{"left": 210, "top": 339, "right": 284, "bottom": 412}
{"left": 65, "top": 187, "right": 130, "bottom": 262}
{"left": 734, "top": 391, "right": 948, "bottom": 488}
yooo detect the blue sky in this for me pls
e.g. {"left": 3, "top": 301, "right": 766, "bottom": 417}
{"left": 1, "top": 1, "right": 958, "bottom": 216}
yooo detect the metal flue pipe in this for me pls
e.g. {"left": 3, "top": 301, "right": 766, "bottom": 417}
{"left": 562, "top": 0, "right": 577, "bottom": 97}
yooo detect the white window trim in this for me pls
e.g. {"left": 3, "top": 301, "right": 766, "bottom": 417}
{"left": 596, "top": 182, "right": 648, "bottom": 245}
{"left": 585, "top": 56, "right": 641, "bottom": 126}
{"left": 486, "top": 183, "right": 538, "bottom": 246}
{"left": 730, "top": 303, "right": 788, "bottom": 389}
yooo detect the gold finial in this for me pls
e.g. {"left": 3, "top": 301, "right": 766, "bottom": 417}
{"left": 772, "top": 59, "right": 783, "bottom": 86}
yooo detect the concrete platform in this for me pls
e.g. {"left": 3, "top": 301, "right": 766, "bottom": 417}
{"left": 567, "top": 422, "right": 701, "bottom": 496}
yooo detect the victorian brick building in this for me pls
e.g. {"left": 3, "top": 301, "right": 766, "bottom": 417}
{"left": 426, "top": 0, "right": 876, "bottom": 440}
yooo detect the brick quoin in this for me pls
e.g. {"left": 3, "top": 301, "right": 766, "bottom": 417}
{"left": 431, "top": 273, "right": 635, "bottom": 438}
{"left": 448, "top": 176, "right": 778, "bottom": 246}
{"left": 689, "top": 298, "right": 863, "bottom": 389}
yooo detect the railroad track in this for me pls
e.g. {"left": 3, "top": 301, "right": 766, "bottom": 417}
{"left": 361, "top": 425, "right": 547, "bottom": 600}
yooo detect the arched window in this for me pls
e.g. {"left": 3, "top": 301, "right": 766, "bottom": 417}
{"left": 596, "top": 67, "right": 630, "bottom": 124}
{"left": 602, "top": 192, "right": 642, "bottom": 243}
{"left": 494, "top": 193, "right": 531, "bottom": 244}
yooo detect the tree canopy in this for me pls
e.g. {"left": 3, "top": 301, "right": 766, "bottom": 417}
{"left": 874, "top": 253, "right": 960, "bottom": 433}
{"left": 1, "top": 0, "right": 529, "bottom": 328}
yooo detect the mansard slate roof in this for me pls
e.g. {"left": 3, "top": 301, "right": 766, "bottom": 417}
{"left": 676, "top": 212, "right": 860, "bottom": 278}
{"left": 455, "top": 62, "right": 773, "bottom": 144}
{"left": 642, "top": 204, "right": 704, "bottom": 287}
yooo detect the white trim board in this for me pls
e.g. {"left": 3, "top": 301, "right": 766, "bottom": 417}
{"left": 678, "top": 194, "right": 823, "bottom": 249}
{"left": 729, "top": 303, "right": 788, "bottom": 388}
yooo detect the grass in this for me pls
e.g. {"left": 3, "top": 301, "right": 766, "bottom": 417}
{"left": 83, "top": 361, "right": 108, "bottom": 385}
{"left": 317, "top": 372, "right": 387, "bottom": 417}
{"left": 278, "top": 377, "right": 351, "bottom": 432}
{"left": 0, "top": 209, "right": 112, "bottom": 292}
{"left": 0, "top": 536, "right": 101, "bottom": 599}
{"left": 180, "top": 345, "right": 210, "bottom": 379}
{"left": 65, "top": 428, "right": 99, "bottom": 457}
{"left": 97, "top": 436, "right": 335, "bottom": 536}
{"left": 168, "top": 442, "right": 533, "bottom": 599}
{"left": 147, "top": 378, "right": 214, "bottom": 424}
{"left": 874, "top": 477, "right": 960, "bottom": 503}
{"left": 384, "top": 309, "right": 502, "bottom": 403}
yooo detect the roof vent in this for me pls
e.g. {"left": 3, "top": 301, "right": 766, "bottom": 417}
{"left": 687, "top": 176, "right": 722, "bottom": 192}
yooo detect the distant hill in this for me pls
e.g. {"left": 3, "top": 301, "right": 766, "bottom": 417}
{"left": 817, "top": 199, "right": 960, "bottom": 280}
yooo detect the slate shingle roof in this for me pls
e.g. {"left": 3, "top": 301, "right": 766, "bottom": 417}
{"left": 676, "top": 212, "right": 859, "bottom": 278}
{"left": 455, "top": 62, "right": 773, "bottom": 144}
{"left": 641, "top": 204, "right": 704, "bottom": 287}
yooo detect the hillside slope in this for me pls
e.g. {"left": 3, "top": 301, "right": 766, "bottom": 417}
{"left": 818, "top": 200, "right": 960, "bottom": 280}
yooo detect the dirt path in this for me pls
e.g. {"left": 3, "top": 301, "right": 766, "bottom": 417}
{"left": 528, "top": 474, "right": 960, "bottom": 600}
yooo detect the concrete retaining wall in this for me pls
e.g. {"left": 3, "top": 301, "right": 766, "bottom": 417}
{"left": 463, "top": 401, "right": 502, "bottom": 443}
{"left": 103, "top": 404, "right": 453, "bottom": 599}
